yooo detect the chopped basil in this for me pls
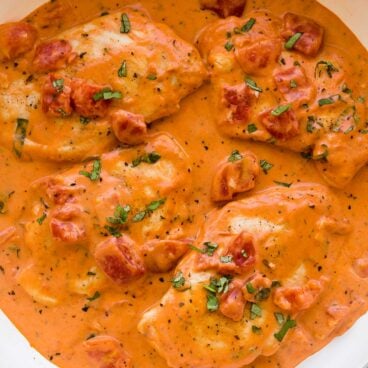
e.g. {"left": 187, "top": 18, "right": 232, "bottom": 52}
{"left": 36, "top": 213, "right": 47, "bottom": 225}
{"left": 216, "top": 276, "right": 231, "bottom": 294}
{"left": 306, "top": 116, "right": 316, "bottom": 133}
{"left": 360, "top": 129, "right": 368, "bottom": 134}
{"left": 93, "top": 88, "right": 122, "bottom": 101}
{"left": 290, "top": 79, "right": 298, "bottom": 88}
{"left": 271, "top": 104, "right": 291, "bottom": 117}
{"left": 274, "top": 181, "right": 292, "bottom": 188}
{"left": 224, "top": 41, "right": 234, "bottom": 52}
{"left": 104, "top": 225, "right": 122, "bottom": 238}
{"left": 86, "top": 291, "right": 101, "bottom": 302}
{"left": 13, "top": 118, "right": 29, "bottom": 157}
{"left": 247, "top": 123, "right": 257, "bottom": 133}
{"left": 203, "top": 242, "right": 218, "bottom": 256}
{"left": 241, "top": 18, "right": 256, "bottom": 32}
{"left": 260, "top": 159, "right": 273, "bottom": 174}
{"left": 358, "top": 96, "right": 366, "bottom": 103}
{"left": 246, "top": 282, "right": 256, "bottom": 294}
{"left": 80, "top": 116, "right": 91, "bottom": 125}
{"left": 118, "top": 60, "right": 127, "bottom": 77}
{"left": 132, "top": 198, "right": 166, "bottom": 223}
{"left": 274, "top": 312, "right": 285, "bottom": 325}
{"left": 132, "top": 211, "right": 146, "bottom": 222}
{"left": 79, "top": 159, "right": 101, "bottom": 181}
{"left": 228, "top": 149, "right": 242, "bottom": 162}
{"left": 271, "top": 280, "right": 282, "bottom": 288}
{"left": 245, "top": 77, "right": 263, "bottom": 92}
{"left": 252, "top": 325, "right": 262, "bottom": 335}
{"left": 285, "top": 32, "right": 303, "bottom": 50}
{"left": 313, "top": 144, "right": 328, "bottom": 161}
{"left": 189, "top": 241, "right": 218, "bottom": 256}
{"left": 318, "top": 97, "right": 337, "bottom": 106}
{"left": 147, "top": 198, "right": 166, "bottom": 211}
{"left": 52, "top": 78, "right": 64, "bottom": 93}
{"left": 147, "top": 74, "right": 157, "bottom": 80}
{"left": 250, "top": 303, "right": 262, "bottom": 319}
{"left": 220, "top": 255, "right": 233, "bottom": 263}
{"left": 206, "top": 293, "right": 219, "bottom": 312}
{"left": 172, "top": 271, "right": 186, "bottom": 289}
{"left": 132, "top": 151, "right": 161, "bottom": 167}
{"left": 255, "top": 287, "right": 271, "bottom": 301}
{"left": 315, "top": 60, "right": 339, "bottom": 78}
{"left": 341, "top": 84, "right": 352, "bottom": 94}
{"left": 120, "top": 13, "right": 131, "bottom": 33}
{"left": 274, "top": 316, "right": 297, "bottom": 342}
{"left": 106, "top": 204, "right": 131, "bottom": 225}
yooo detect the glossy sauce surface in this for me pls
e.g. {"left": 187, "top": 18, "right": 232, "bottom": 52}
{"left": 0, "top": 0, "right": 368, "bottom": 367}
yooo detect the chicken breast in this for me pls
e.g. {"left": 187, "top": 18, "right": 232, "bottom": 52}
{"left": 15, "top": 133, "right": 192, "bottom": 305}
{"left": 196, "top": 10, "right": 367, "bottom": 188}
{"left": 0, "top": 7, "right": 206, "bottom": 161}
{"left": 138, "top": 183, "right": 350, "bottom": 368}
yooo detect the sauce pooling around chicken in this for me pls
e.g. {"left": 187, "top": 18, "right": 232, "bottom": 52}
{"left": 0, "top": 0, "right": 367, "bottom": 368}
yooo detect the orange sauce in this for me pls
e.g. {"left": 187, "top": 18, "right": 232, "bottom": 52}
{"left": 0, "top": 0, "right": 367, "bottom": 367}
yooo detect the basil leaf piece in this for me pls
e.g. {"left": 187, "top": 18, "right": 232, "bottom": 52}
{"left": 285, "top": 32, "right": 303, "bottom": 50}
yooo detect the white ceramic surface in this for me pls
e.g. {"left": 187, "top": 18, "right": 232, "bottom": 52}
{"left": 0, "top": 1, "right": 367, "bottom": 367}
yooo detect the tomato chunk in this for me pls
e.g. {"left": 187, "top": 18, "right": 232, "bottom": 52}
{"left": 110, "top": 110, "right": 147, "bottom": 145}
{"left": 273, "top": 279, "right": 323, "bottom": 312}
{"left": 33, "top": 39, "right": 74, "bottom": 72}
{"left": 273, "top": 65, "right": 315, "bottom": 105}
{"left": 42, "top": 74, "right": 73, "bottom": 117}
{"left": 260, "top": 108, "right": 300, "bottom": 140}
{"left": 219, "top": 281, "right": 246, "bottom": 321}
{"left": 200, "top": 0, "right": 246, "bottom": 18}
{"left": 142, "top": 239, "right": 189, "bottom": 273}
{"left": 0, "top": 22, "right": 38, "bottom": 60}
{"left": 94, "top": 236, "right": 145, "bottom": 284}
{"left": 222, "top": 84, "right": 255, "bottom": 125}
{"left": 50, "top": 218, "right": 86, "bottom": 243}
{"left": 235, "top": 39, "right": 282, "bottom": 76}
{"left": 71, "top": 79, "right": 112, "bottom": 118}
{"left": 83, "top": 335, "right": 132, "bottom": 368}
{"left": 282, "top": 13, "right": 324, "bottom": 56}
{"left": 211, "top": 151, "right": 259, "bottom": 202}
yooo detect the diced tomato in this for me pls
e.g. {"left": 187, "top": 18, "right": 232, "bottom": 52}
{"left": 0, "top": 22, "right": 38, "bottom": 60}
{"left": 222, "top": 84, "right": 255, "bottom": 125}
{"left": 222, "top": 231, "right": 256, "bottom": 272}
{"left": 273, "top": 279, "right": 323, "bottom": 312}
{"left": 42, "top": 74, "right": 73, "bottom": 117}
{"left": 142, "top": 239, "right": 189, "bottom": 273}
{"left": 94, "top": 236, "right": 145, "bottom": 284}
{"left": 199, "top": 0, "right": 246, "bottom": 18}
{"left": 260, "top": 108, "right": 300, "bottom": 140}
{"left": 71, "top": 79, "right": 112, "bottom": 118}
{"left": 110, "top": 110, "right": 147, "bottom": 145}
{"left": 50, "top": 218, "right": 86, "bottom": 243}
{"left": 33, "top": 39, "right": 75, "bottom": 73}
{"left": 273, "top": 65, "right": 315, "bottom": 105}
{"left": 235, "top": 39, "right": 282, "bottom": 76}
{"left": 83, "top": 335, "right": 132, "bottom": 368}
{"left": 219, "top": 281, "right": 246, "bottom": 322}
{"left": 282, "top": 13, "right": 324, "bottom": 56}
{"left": 211, "top": 151, "right": 259, "bottom": 202}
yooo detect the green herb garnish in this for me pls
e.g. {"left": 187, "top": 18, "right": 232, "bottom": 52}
{"left": 36, "top": 213, "right": 47, "bottom": 225}
{"left": 274, "top": 316, "right": 297, "bottom": 342}
{"left": 93, "top": 88, "right": 122, "bottom": 101}
{"left": 285, "top": 32, "right": 303, "bottom": 50}
{"left": 228, "top": 149, "right": 242, "bottom": 162}
{"left": 260, "top": 160, "right": 273, "bottom": 174}
{"left": 245, "top": 77, "right": 263, "bottom": 92}
{"left": 118, "top": 60, "right": 127, "bottom": 77}
{"left": 132, "top": 152, "right": 161, "bottom": 167}
{"left": 172, "top": 271, "right": 186, "bottom": 289}
{"left": 13, "top": 118, "right": 29, "bottom": 157}
{"left": 79, "top": 159, "right": 101, "bottom": 181}
{"left": 241, "top": 18, "right": 256, "bottom": 32}
{"left": 120, "top": 13, "right": 131, "bottom": 33}
{"left": 271, "top": 104, "right": 291, "bottom": 117}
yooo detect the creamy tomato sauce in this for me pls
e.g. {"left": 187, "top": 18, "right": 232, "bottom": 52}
{"left": 0, "top": 0, "right": 367, "bottom": 367}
